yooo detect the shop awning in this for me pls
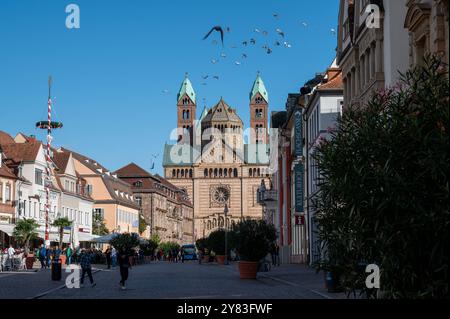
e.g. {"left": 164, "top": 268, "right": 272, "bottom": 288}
{"left": 78, "top": 233, "right": 99, "bottom": 242}
{"left": 0, "top": 224, "right": 15, "bottom": 236}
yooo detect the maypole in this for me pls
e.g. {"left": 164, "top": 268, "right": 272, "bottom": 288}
{"left": 36, "top": 76, "right": 63, "bottom": 246}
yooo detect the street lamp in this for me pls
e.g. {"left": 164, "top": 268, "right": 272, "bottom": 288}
{"left": 224, "top": 204, "right": 229, "bottom": 265}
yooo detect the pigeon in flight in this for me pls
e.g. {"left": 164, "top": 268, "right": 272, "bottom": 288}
{"left": 254, "top": 28, "right": 261, "bottom": 33}
{"left": 276, "top": 28, "right": 285, "bottom": 38}
{"left": 242, "top": 41, "right": 248, "bottom": 46}
{"left": 162, "top": 89, "right": 170, "bottom": 94}
{"left": 221, "top": 52, "right": 227, "bottom": 58}
{"left": 235, "top": 61, "right": 241, "bottom": 66}
{"left": 331, "top": 28, "right": 337, "bottom": 36}
{"left": 211, "top": 59, "right": 219, "bottom": 64}
{"left": 202, "top": 75, "right": 209, "bottom": 80}
{"left": 266, "top": 48, "right": 273, "bottom": 54}
{"left": 273, "top": 13, "right": 279, "bottom": 19}
{"left": 250, "top": 38, "right": 256, "bottom": 45}
{"left": 283, "top": 42, "right": 292, "bottom": 48}
{"left": 242, "top": 53, "right": 248, "bottom": 59}
{"left": 275, "top": 41, "right": 281, "bottom": 46}
{"left": 301, "top": 21, "right": 308, "bottom": 27}
{"left": 262, "top": 30, "right": 269, "bottom": 36}
{"left": 213, "top": 76, "right": 220, "bottom": 80}
{"left": 203, "top": 26, "right": 225, "bottom": 46}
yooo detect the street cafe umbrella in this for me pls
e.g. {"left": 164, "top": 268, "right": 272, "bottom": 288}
{"left": 93, "top": 233, "right": 119, "bottom": 244}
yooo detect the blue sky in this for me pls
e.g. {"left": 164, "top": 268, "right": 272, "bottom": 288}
{"left": 0, "top": 0, "right": 339, "bottom": 175}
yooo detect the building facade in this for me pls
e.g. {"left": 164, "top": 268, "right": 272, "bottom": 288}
{"left": 338, "top": 0, "right": 448, "bottom": 110}
{"left": 303, "top": 62, "right": 344, "bottom": 265}
{"left": 115, "top": 163, "right": 194, "bottom": 244}
{"left": 163, "top": 75, "right": 271, "bottom": 240}
{"left": 64, "top": 148, "right": 141, "bottom": 235}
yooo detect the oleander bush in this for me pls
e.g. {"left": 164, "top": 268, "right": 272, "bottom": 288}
{"left": 313, "top": 56, "right": 449, "bottom": 299}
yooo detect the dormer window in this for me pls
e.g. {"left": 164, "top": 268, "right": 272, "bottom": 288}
{"left": 134, "top": 181, "right": 143, "bottom": 188}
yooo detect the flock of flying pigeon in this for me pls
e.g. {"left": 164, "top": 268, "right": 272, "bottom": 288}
{"left": 161, "top": 12, "right": 337, "bottom": 93}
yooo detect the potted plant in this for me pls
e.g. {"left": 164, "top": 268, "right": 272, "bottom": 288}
{"left": 110, "top": 233, "right": 140, "bottom": 256}
{"left": 207, "top": 230, "right": 227, "bottom": 264}
{"left": 196, "top": 238, "right": 210, "bottom": 263}
{"left": 13, "top": 218, "right": 39, "bottom": 269}
{"left": 232, "top": 219, "right": 277, "bottom": 279}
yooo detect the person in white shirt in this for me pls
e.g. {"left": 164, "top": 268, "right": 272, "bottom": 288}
{"left": 111, "top": 247, "right": 117, "bottom": 267}
{"left": 7, "top": 245, "right": 15, "bottom": 270}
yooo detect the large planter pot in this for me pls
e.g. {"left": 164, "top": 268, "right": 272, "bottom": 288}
{"left": 25, "top": 255, "right": 35, "bottom": 270}
{"left": 238, "top": 261, "right": 259, "bottom": 279}
{"left": 216, "top": 255, "right": 226, "bottom": 265}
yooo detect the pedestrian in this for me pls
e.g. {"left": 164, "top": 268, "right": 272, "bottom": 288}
{"left": 52, "top": 245, "right": 61, "bottom": 261}
{"left": 275, "top": 244, "right": 280, "bottom": 267}
{"left": 39, "top": 244, "right": 47, "bottom": 269}
{"left": 79, "top": 248, "right": 96, "bottom": 288}
{"left": 198, "top": 249, "right": 202, "bottom": 264}
{"left": 45, "top": 246, "right": 51, "bottom": 268}
{"left": 7, "top": 244, "right": 15, "bottom": 270}
{"left": 118, "top": 248, "right": 131, "bottom": 290}
{"left": 105, "top": 247, "right": 112, "bottom": 269}
{"left": 111, "top": 247, "right": 117, "bottom": 267}
{"left": 181, "top": 249, "right": 185, "bottom": 263}
{"left": 65, "top": 244, "right": 73, "bottom": 266}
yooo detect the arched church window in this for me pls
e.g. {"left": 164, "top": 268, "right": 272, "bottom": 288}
{"left": 214, "top": 168, "right": 218, "bottom": 177}
{"left": 249, "top": 168, "right": 253, "bottom": 177}
{"left": 181, "top": 170, "right": 185, "bottom": 178}
{"left": 229, "top": 168, "right": 232, "bottom": 177}
{"left": 224, "top": 169, "right": 228, "bottom": 177}
{"left": 233, "top": 168, "right": 238, "bottom": 178}
{"left": 186, "top": 110, "right": 190, "bottom": 119}
{"left": 189, "top": 169, "right": 193, "bottom": 178}
{"left": 219, "top": 168, "right": 223, "bottom": 177}
{"left": 172, "top": 169, "right": 176, "bottom": 178}
{"left": 204, "top": 169, "right": 208, "bottom": 177}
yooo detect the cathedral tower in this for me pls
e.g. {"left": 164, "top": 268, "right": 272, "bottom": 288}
{"left": 249, "top": 73, "right": 269, "bottom": 145}
{"left": 177, "top": 74, "right": 197, "bottom": 144}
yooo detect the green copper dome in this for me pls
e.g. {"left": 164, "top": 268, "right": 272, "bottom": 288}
{"left": 250, "top": 74, "right": 268, "bottom": 103}
{"left": 177, "top": 76, "right": 196, "bottom": 104}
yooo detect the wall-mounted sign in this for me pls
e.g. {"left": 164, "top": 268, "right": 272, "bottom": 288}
{"left": 295, "top": 215, "right": 305, "bottom": 226}
{"left": 294, "top": 164, "right": 304, "bottom": 213}
{"left": 294, "top": 110, "right": 303, "bottom": 157}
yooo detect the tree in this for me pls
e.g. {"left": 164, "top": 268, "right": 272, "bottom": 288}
{"left": 92, "top": 211, "right": 109, "bottom": 236}
{"left": 52, "top": 217, "right": 72, "bottom": 246}
{"left": 13, "top": 218, "right": 39, "bottom": 254}
{"left": 314, "top": 56, "right": 449, "bottom": 299}
{"left": 139, "top": 214, "right": 148, "bottom": 236}
{"left": 110, "top": 233, "right": 140, "bottom": 255}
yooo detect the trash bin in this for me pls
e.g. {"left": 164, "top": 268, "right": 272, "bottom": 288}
{"left": 51, "top": 259, "right": 62, "bottom": 281}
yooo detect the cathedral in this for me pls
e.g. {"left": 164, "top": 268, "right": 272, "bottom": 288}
{"left": 163, "top": 74, "right": 271, "bottom": 240}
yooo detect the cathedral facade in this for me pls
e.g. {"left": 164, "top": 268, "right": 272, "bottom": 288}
{"left": 163, "top": 74, "right": 271, "bottom": 240}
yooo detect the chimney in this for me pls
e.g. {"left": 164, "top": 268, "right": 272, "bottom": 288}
{"left": 326, "top": 67, "right": 341, "bottom": 81}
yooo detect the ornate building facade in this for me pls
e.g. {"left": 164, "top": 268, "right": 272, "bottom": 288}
{"left": 115, "top": 163, "right": 194, "bottom": 244}
{"left": 338, "top": 0, "right": 448, "bottom": 110}
{"left": 163, "top": 75, "right": 271, "bottom": 240}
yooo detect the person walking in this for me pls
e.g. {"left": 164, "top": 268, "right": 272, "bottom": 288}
{"left": 7, "top": 245, "right": 15, "bottom": 270}
{"left": 79, "top": 248, "right": 96, "bottom": 288}
{"left": 65, "top": 244, "right": 73, "bottom": 266}
{"left": 45, "top": 246, "right": 51, "bottom": 268}
{"left": 118, "top": 248, "right": 131, "bottom": 290}
{"left": 111, "top": 247, "right": 117, "bottom": 268}
{"left": 105, "top": 247, "right": 112, "bottom": 269}
{"left": 39, "top": 244, "right": 47, "bottom": 269}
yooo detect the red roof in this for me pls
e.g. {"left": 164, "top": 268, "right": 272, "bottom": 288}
{"left": 1, "top": 141, "right": 41, "bottom": 163}
{"left": 0, "top": 131, "right": 15, "bottom": 146}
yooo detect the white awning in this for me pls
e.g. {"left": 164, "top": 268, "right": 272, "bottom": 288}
{"left": 78, "top": 233, "right": 99, "bottom": 242}
{"left": 0, "top": 224, "right": 15, "bottom": 236}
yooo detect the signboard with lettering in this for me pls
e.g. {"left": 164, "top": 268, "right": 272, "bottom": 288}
{"left": 294, "top": 110, "right": 303, "bottom": 157}
{"left": 294, "top": 164, "right": 304, "bottom": 213}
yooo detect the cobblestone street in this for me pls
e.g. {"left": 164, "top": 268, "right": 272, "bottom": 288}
{"left": 0, "top": 261, "right": 345, "bottom": 299}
